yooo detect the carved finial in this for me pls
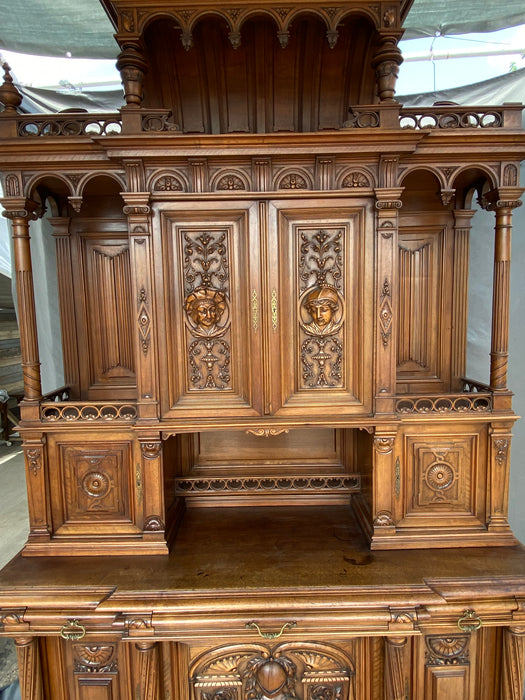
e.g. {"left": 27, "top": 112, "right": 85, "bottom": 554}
{"left": 0, "top": 63, "right": 23, "bottom": 113}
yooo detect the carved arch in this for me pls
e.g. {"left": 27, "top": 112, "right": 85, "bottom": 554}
{"left": 450, "top": 163, "right": 498, "bottom": 192}
{"left": 76, "top": 171, "right": 126, "bottom": 197}
{"left": 24, "top": 172, "right": 74, "bottom": 200}
{"left": 399, "top": 165, "right": 446, "bottom": 190}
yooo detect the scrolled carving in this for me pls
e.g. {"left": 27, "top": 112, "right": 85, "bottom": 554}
{"left": 138, "top": 287, "right": 151, "bottom": 355}
{"left": 373, "top": 510, "right": 395, "bottom": 527}
{"left": 140, "top": 441, "right": 162, "bottom": 459}
{"left": 374, "top": 436, "right": 395, "bottom": 454}
{"left": 144, "top": 515, "right": 165, "bottom": 531}
{"left": 379, "top": 278, "right": 393, "bottom": 347}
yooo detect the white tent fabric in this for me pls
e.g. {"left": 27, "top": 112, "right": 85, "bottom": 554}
{"left": 0, "top": 0, "right": 524, "bottom": 59}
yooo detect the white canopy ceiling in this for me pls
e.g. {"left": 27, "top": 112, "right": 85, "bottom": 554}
{"left": 0, "top": 0, "right": 524, "bottom": 59}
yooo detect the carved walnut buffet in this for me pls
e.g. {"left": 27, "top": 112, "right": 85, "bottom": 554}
{"left": 1, "top": 0, "right": 525, "bottom": 698}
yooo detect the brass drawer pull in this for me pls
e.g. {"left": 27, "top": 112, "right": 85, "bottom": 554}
{"left": 457, "top": 609, "right": 482, "bottom": 632}
{"left": 246, "top": 620, "right": 296, "bottom": 639}
{"left": 60, "top": 619, "right": 86, "bottom": 641}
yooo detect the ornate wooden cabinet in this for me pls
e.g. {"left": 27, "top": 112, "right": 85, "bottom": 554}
{"left": 1, "top": 0, "right": 525, "bottom": 697}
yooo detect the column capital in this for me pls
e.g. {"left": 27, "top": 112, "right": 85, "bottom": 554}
{"left": 481, "top": 187, "right": 525, "bottom": 211}
{"left": 0, "top": 197, "right": 39, "bottom": 221}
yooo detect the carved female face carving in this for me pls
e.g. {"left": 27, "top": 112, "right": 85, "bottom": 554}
{"left": 184, "top": 287, "right": 229, "bottom": 337}
{"left": 300, "top": 285, "right": 343, "bottom": 337}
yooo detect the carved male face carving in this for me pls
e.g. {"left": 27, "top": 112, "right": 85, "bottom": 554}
{"left": 185, "top": 287, "right": 228, "bottom": 336}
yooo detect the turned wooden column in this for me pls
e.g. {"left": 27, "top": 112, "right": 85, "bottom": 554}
{"left": 14, "top": 637, "right": 44, "bottom": 700}
{"left": 1, "top": 198, "right": 42, "bottom": 406}
{"left": 500, "top": 626, "right": 525, "bottom": 699}
{"left": 483, "top": 188, "right": 524, "bottom": 393}
{"left": 371, "top": 30, "right": 403, "bottom": 102}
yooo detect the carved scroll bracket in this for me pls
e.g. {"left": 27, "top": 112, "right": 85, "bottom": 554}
{"left": 374, "top": 187, "right": 404, "bottom": 210}
{"left": 481, "top": 186, "right": 525, "bottom": 211}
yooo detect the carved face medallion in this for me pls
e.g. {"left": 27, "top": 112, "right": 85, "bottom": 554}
{"left": 184, "top": 286, "right": 229, "bottom": 337}
{"left": 299, "top": 284, "right": 344, "bottom": 337}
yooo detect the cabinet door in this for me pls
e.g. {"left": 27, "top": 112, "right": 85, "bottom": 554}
{"left": 159, "top": 201, "right": 263, "bottom": 418}
{"left": 267, "top": 200, "right": 373, "bottom": 417}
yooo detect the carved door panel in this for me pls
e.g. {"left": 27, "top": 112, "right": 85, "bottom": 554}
{"left": 73, "top": 232, "right": 136, "bottom": 400}
{"left": 267, "top": 200, "right": 373, "bottom": 417}
{"left": 159, "top": 201, "right": 263, "bottom": 418}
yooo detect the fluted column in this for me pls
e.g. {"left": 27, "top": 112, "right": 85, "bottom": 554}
{"left": 1, "top": 198, "right": 42, "bottom": 408}
{"left": 384, "top": 636, "right": 410, "bottom": 700}
{"left": 451, "top": 210, "right": 476, "bottom": 389}
{"left": 133, "top": 641, "right": 162, "bottom": 699}
{"left": 500, "top": 626, "right": 525, "bottom": 699}
{"left": 482, "top": 189, "right": 523, "bottom": 395}
{"left": 15, "top": 637, "right": 44, "bottom": 700}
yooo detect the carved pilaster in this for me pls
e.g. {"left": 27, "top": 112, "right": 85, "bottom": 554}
{"left": 15, "top": 637, "right": 44, "bottom": 700}
{"left": 23, "top": 436, "right": 51, "bottom": 542}
{"left": 372, "top": 428, "right": 398, "bottom": 538}
{"left": 189, "top": 158, "right": 209, "bottom": 192}
{"left": 501, "top": 626, "right": 525, "bottom": 700}
{"left": 487, "top": 425, "right": 513, "bottom": 533}
{"left": 50, "top": 217, "right": 80, "bottom": 395}
{"left": 482, "top": 187, "right": 524, "bottom": 392}
{"left": 138, "top": 436, "right": 165, "bottom": 541}
{"left": 451, "top": 210, "right": 475, "bottom": 389}
{"left": 315, "top": 156, "right": 335, "bottom": 190}
{"left": 1, "top": 198, "right": 42, "bottom": 410}
{"left": 252, "top": 158, "right": 272, "bottom": 191}
{"left": 384, "top": 637, "right": 410, "bottom": 700}
{"left": 122, "top": 192, "right": 158, "bottom": 420}
{"left": 374, "top": 187, "right": 402, "bottom": 414}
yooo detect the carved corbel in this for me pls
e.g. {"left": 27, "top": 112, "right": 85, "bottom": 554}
{"left": 440, "top": 189, "right": 456, "bottom": 206}
{"left": 68, "top": 195, "right": 83, "bottom": 213}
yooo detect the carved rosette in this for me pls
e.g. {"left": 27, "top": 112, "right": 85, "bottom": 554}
{"left": 183, "top": 230, "right": 232, "bottom": 390}
{"left": 191, "top": 642, "right": 354, "bottom": 700}
{"left": 373, "top": 510, "right": 395, "bottom": 527}
{"left": 298, "top": 228, "right": 345, "bottom": 389}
